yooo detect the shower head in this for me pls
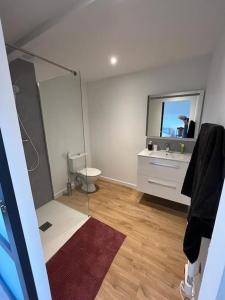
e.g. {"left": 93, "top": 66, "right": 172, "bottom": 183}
{"left": 13, "top": 84, "right": 20, "bottom": 95}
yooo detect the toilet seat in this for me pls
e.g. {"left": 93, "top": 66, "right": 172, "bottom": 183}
{"left": 78, "top": 167, "right": 101, "bottom": 177}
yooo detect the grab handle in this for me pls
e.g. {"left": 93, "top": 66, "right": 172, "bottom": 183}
{"left": 149, "top": 162, "right": 179, "bottom": 169}
{"left": 148, "top": 179, "right": 176, "bottom": 189}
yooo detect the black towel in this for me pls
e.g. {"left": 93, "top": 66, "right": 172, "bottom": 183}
{"left": 181, "top": 123, "right": 225, "bottom": 263}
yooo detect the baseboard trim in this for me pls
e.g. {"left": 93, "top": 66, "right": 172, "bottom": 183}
{"left": 54, "top": 182, "right": 75, "bottom": 199}
{"left": 100, "top": 175, "right": 136, "bottom": 189}
{"left": 54, "top": 177, "right": 136, "bottom": 197}
{"left": 54, "top": 188, "right": 66, "bottom": 199}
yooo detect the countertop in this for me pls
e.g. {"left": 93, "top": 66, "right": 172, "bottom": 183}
{"left": 137, "top": 148, "right": 191, "bottom": 163}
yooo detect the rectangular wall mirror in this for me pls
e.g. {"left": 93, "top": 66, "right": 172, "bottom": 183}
{"left": 146, "top": 90, "right": 204, "bottom": 140}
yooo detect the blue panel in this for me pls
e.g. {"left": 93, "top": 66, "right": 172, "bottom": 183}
{"left": 0, "top": 247, "right": 24, "bottom": 300}
{"left": 0, "top": 186, "right": 8, "bottom": 242}
{"left": 0, "top": 284, "right": 11, "bottom": 300}
{"left": 0, "top": 210, "right": 8, "bottom": 242}
{"left": 0, "top": 277, "right": 15, "bottom": 300}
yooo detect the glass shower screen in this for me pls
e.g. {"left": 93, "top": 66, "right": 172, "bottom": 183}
{"left": 7, "top": 45, "right": 89, "bottom": 216}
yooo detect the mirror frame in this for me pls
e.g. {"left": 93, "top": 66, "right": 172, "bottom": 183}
{"left": 146, "top": 90, "right": 205, "bottom": 141}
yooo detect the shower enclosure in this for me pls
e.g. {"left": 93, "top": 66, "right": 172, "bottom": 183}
{"left": 6, "top": 45, "right": 89, "bottom": 225}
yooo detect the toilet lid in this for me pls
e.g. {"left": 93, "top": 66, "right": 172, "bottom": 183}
{"left": 78, "top": 167, "right": 101, "bottom": 177}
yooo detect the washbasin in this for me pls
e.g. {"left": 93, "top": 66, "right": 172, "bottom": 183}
{"left": 151, "top": 150, "right": 188, "bottom": 160}
{"left": 138, "top": 149, "right": 191, "bottom": 162}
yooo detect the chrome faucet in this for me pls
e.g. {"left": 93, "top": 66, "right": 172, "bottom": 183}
{"left": 165, "top": 143, "right": 170, "bottom": 152}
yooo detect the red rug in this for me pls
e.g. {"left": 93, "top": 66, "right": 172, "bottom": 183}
{"left": 46, "top": 217, "right": 126, "bottom": 300}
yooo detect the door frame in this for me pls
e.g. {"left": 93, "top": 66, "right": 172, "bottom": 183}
{"left": 198, "top": 183, "right": 225, "bottom": 299}
{"left": 0, "top": 130, "right": 37, "bottom": 299}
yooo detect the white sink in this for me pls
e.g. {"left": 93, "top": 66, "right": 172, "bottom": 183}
{"left": 138, "top": 149, "right": 191, "bottom": 162}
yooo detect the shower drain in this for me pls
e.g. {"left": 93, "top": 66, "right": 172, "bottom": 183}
{"left": 39, "top": 222, "right": 52, "bottom": 232}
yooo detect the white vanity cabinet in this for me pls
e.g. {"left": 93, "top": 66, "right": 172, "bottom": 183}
{"left": 137, "top": 149, "right": 191, "bottom": 205}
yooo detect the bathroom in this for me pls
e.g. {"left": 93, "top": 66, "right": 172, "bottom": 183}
{"left": 5, "top": 46, "right": 216, "bottom": 300}
{"left": 1, "top": 1, "right": 225, "bottom": 299}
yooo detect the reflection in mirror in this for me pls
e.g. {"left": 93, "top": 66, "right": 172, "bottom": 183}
{"left": 146, "top": 91, "right": 204, "bottom": 139}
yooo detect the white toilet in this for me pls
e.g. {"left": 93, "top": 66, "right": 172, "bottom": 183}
{"left": 68, "top": 153, "right": 101, "bottom": 193}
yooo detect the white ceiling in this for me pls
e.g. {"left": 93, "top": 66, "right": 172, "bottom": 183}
{"left": 1, "top": 0, "right": 225, "bottom": 81}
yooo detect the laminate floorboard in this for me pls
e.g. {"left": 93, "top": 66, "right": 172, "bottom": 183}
{"left": 58, "top": 179, "right": 187, "bottom": 299}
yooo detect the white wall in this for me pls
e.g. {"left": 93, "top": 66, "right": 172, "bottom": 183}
{"left": 199, "top": 185, "right": 225, "bottom": 300}
{"left": 202, "top": 32, "right": 225, "bottom": 125}
{"left": 39, "top": 74, "right": 86, "bottom": 197}
{"left": 87, "top": 56, "right": 211, "bottom": 186}
{"left": 35, "top": 62, "right": 92, "bottom": 168}
{"left": 198, "top": 28, "right": 225, "bottom": 300}
{"left": 0, "top": 22, "right": 51, "bottom": 300}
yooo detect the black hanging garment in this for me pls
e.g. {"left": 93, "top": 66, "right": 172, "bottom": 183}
{"left": 181, "top": 123, "right": 225, "bottom": 263}
{"left": 187, "top": 120, "right": 196, "bottom": 138}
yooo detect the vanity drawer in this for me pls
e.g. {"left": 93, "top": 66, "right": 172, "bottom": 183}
{"left": 137, "top": 174, "right": 178, "bottom": 200}
{"left": 137, "top": 156, "right": 188, "bottom": 181}
{"left": 137, "top": 174, "right": 190, "bottom": 205}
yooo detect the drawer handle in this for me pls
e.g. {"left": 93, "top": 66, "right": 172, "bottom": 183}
{"left": 148, "top": 179, "right": 176, "bottom": 189}
{"left": 149, "top": 162, "right": 179, "bottom": 169}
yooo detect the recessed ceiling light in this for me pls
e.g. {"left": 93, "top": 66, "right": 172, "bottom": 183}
{"left": 110, "top": 56, "right": 118, "bottom": 65}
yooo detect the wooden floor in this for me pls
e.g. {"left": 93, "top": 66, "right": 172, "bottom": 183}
{"left": 57, "top": 185, "right": 89, "bottom": 215}
{"left": 58, "top": 180, "right": 187, "bottom": 300}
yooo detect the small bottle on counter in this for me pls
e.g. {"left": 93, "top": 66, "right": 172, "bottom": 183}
{"left": 180, "top": 143, "right": 185, "bottom": 154}
{"left": 148, "top": 140, "right": 153, "bottom": 151}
